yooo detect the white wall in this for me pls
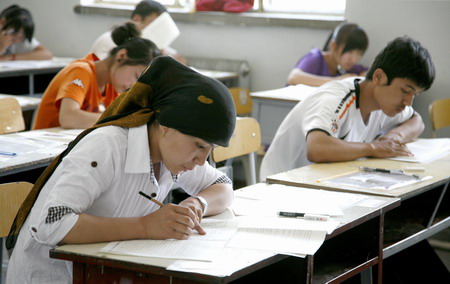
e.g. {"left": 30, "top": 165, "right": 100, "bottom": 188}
{"left": 4, "top": 0, "right": 450, "bottom": 137}
{"left": 346, "top": 0, "right": 450, "bottom": 137}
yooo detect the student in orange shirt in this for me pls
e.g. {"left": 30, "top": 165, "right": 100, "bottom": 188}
{"left": 33, "top": 22, "right": 160, "bottom": 129}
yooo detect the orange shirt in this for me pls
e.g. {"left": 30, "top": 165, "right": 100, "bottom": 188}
{"left": 33, "top": 54, "right": 119, "bottom": 129}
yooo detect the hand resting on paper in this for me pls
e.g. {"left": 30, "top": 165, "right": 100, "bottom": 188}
{"left": 370, "top": 137, "right": 413, "bottom": 158}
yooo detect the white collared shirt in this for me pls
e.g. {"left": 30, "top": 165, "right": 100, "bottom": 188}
{"left": 7, "top": 124, "right": 228, "bottom": 284}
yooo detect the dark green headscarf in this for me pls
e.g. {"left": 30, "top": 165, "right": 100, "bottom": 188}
{"left": 7, "top": 56, "right": 236, "bottom": 249}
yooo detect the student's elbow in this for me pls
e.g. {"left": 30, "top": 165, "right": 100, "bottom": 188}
{"left": 59, "top": 112, "right": 75, "bottom": 129}
{"left": 306, "top": 146, "right": 328, "bottom": 163}
{"left": 287, "top": 69, "right": 302, "bottom": 85}
{"left": 35, "top": 45, "right": 53, "bottom": 60}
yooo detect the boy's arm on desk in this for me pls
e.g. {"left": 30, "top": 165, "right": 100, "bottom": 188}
{"left": 306, "top": 131, "right": 413, "bottom": 163}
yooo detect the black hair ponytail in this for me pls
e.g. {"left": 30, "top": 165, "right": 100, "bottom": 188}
{"left": 109, "top": 22, "right": 161, "bottom": 66}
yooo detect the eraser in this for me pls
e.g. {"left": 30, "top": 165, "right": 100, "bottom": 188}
{"left": 405, "top": 166, "right": 425, "bottom": 172}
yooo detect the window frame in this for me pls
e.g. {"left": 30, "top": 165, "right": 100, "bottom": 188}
{"left": 76, "top": 1, "right": 344, "bottom": 30}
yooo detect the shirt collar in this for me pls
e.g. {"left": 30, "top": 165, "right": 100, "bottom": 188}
{"left": 124, "top": 124, "right": 150, "bottom": 174}
{"left": 124, "top": 124, "right": 179, "bottom": 184}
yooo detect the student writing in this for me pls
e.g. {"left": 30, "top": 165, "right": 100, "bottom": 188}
{"left": 287, "top": 22, "right": 368, "bottom": 87}
{"left": 33, "top": 22, "right": 160, "bottom": 130}
{"left": 260, "top": 36, "right": 435, "bottom": 181}
{"left": 6, "top": 56, "right": 236, "bottom": 283}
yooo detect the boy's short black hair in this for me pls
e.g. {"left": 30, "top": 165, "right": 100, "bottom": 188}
{"left": 0, "top": 5, "right": 34, "bottom": 42}
{"left": 131, "top": 0, "right": 167, "bottom": 18}
{"left": 365, "top": 36, "right": 435, "bottom": 90}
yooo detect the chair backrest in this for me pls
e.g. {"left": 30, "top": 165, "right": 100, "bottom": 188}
{"left": 210, "top": 117, "right": 261, "bottom": 185}
{"left": 0, "top": 182, "right": 34, "bottom": 237}
{"left": 229, "top": 88, "right": 252, "bottom": 116}
{"left": 429, "top": 98, "right": 450, "bottom": 138}
{"left": 0, "top": 97, "right": 25, "bottom": 134}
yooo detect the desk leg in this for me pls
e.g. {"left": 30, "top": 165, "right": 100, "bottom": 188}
{"left": 378, "top": 213, "right": 384, "bottom": 284}
{"left": 72, "top": 262, "right": 85, "bottom": 284}
{"left": 427, "top": 181, "right": 449, "bottom": 228}
{"left": 29, "top": 74, "right": 34, "bottom": 96}
{"left": 306, "top": 255, "right": 313, "bottom": 284}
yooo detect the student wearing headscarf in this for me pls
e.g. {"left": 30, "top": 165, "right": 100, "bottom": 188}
{"left": 6, "top": 56, "right": 236, "bottom": 283}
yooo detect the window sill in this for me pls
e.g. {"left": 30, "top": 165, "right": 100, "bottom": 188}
{"left": 74, "top": 4, "right": 343, "bottom": 29}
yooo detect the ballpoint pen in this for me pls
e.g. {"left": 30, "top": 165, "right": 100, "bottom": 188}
{"left": 0, "top": 151, "right": 17, "bottom": 156}
{"left": 359, "top": 166, "right": 420, "bottom": 179}
{"left": 278, "top": 211, "right": 330, "bottom": 221}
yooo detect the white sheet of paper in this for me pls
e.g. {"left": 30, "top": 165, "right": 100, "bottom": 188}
{"left": 227, "top": 217, "right": 328, "bottom": 256}
{"left": 388, "top": 138, "right": 450, "bottom": 163}
{"left": 100, "top": 219, "right": 237, "bottom": 262}
{"left": 232, "top": 183, "right": 344, "bottom": 217}
{"left": 141, "top": 12, "right": 180, "bottom": 49}
{"left": 167, "top": 248, "right": 275, "bottom": 277}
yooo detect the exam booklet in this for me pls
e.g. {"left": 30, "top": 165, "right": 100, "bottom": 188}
{"left": 141, "top": 12, "right": 180, "bottom": 49}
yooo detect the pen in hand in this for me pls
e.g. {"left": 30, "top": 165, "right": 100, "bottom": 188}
{"left": 139, "top": 191, "right": 164, "bottom": 207}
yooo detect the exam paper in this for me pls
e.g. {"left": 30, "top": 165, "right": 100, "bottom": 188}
{"left": 100, "top": 219, "right": 237, "bottom": 262}
{"left": 141, "top": 12, "right": 180, "bottom": 49}
{"left": 167, "top": 248, "right": 276, "bottom": 277}
{"left": 227, "top": 217, "right": 329, "bottom": 256}
{"left": 388, "top": 138, "right": 450, "bottom": 163}
{"left": 232, "top": 183, "right": 344, "bottom": 217}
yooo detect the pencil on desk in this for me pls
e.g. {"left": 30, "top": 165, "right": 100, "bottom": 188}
{"left": 316, "top": 170, "right": 359, "bottom": 182}
{"left": 139, "top": 191, "right": 164, "bottom": 207}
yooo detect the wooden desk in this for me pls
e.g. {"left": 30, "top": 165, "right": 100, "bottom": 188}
{"left": 251, "top": 85, "right": 317, "bottom": 146}
{"left": 0, "top": 57, "right": 74, "bottom": 95}
{"left": 0, "top": 128, "right": 82, "bottom": 182}
{"left": 50, "top": 184, "right": 399, "bottom": 283}
{"left": 266, "top": 155, "right": 450, "bottom": 282}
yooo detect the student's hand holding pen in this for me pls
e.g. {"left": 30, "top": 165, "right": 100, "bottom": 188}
{"left": 140, "top": 203, "right": 205, "bottom": 240}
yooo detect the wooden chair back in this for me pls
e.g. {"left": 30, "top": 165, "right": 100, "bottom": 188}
{"left": 0, "top": 97, "right": 25, "bottom": 134}
{"left": 0, "top": 182, "right": 33, "bottom": 237}
{"left": 429, "top": 98, "right": 450, "bottom": 137}
{"left": 211, "top": 117, "right": 261, "bottom": 185}
{"left": 229, "top": 88, "right": 252, "bottom": 116}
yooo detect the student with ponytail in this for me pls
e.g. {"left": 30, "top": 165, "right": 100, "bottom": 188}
{"left": 33, "top": 22, "right": 160, "bottom": 129}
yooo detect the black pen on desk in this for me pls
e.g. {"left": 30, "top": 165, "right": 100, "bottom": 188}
{"left": 359, "top": 166, "right": 420, "bottom": 179}
{"left": 278, "top": 211, "right": 330, "bottom": 221}
{"left": 359, "top": 166, "right": 404, "bottom": 175}
{"left": 139, "top": 191, "right": 164, "bottom": 207}
{"left": 0, "top": 151, "right": 16, "bottom": 156}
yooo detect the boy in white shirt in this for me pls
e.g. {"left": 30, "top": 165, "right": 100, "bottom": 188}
{"left": 260, "top": 36, "right": 435, "bottom": 181}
